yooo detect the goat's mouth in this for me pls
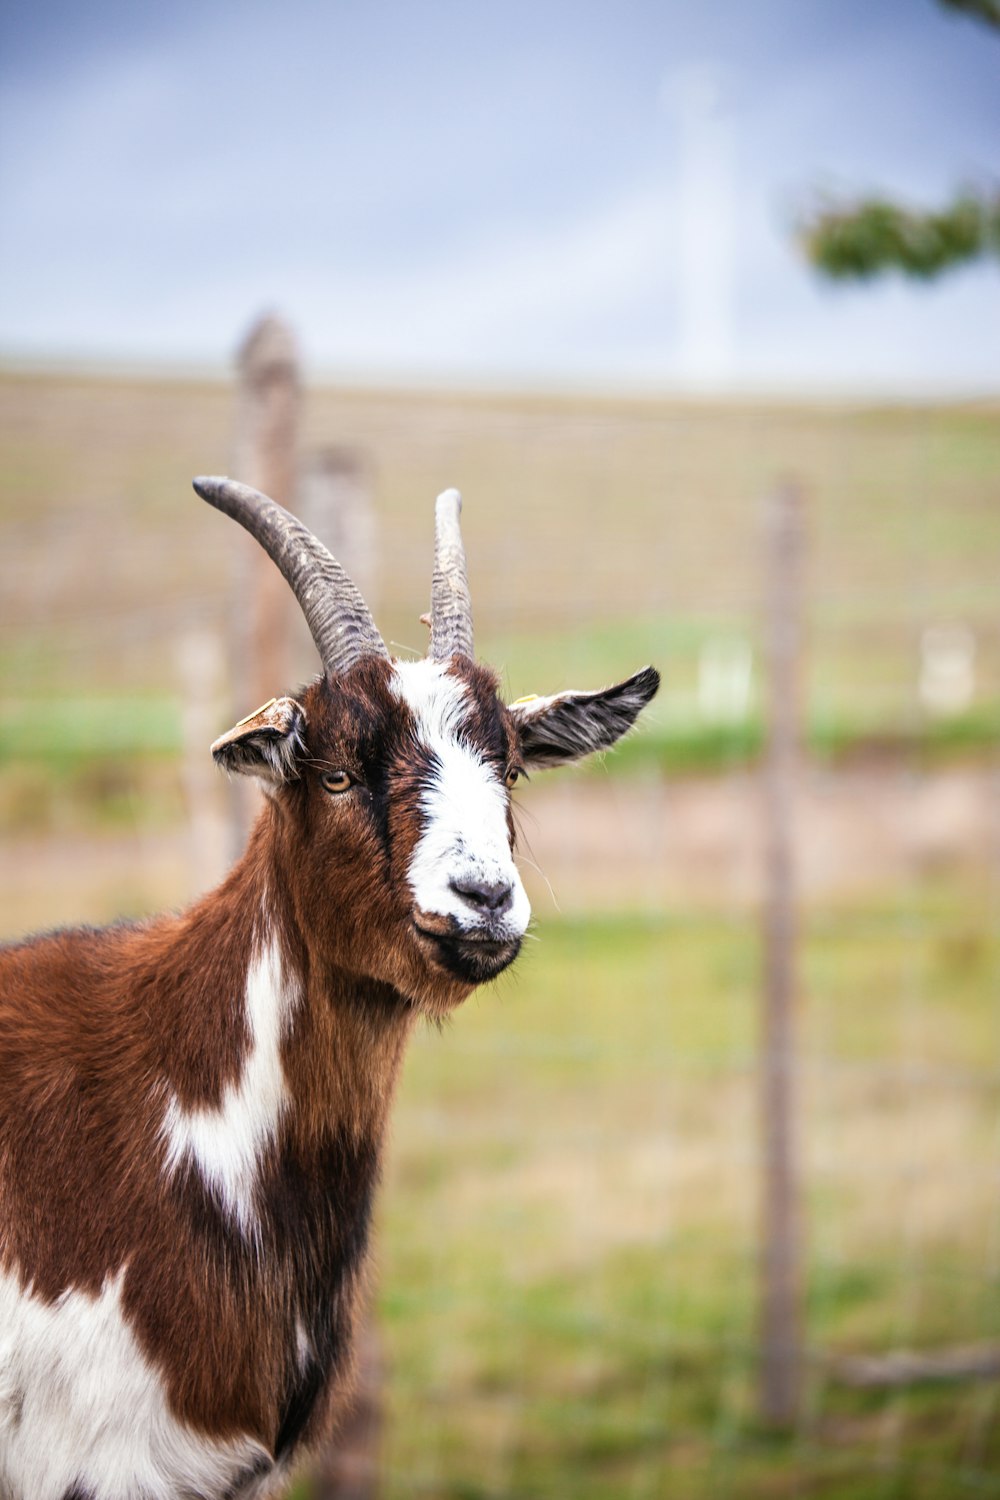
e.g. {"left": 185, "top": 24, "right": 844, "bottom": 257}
{"left": 414, "top": 922, "right": 521, "bottom": 984}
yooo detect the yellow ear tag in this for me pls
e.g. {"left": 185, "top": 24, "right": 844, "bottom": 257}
{"left": 511, "top": 693, "right": 540, "bottom": 706}
{"left": 235, "top": 697, "right": 277, "bottom": 728}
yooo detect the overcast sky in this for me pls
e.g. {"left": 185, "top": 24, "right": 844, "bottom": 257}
{"left": 1, "top": 0, "right": 997, "bottom": 393}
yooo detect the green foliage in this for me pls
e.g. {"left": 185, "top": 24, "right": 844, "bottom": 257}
{"left": 939, "top": 0, "right": 1000, "bottom": 27}
{"left": 801, "top": 0, "right": 999, "bottom": 283}
{"left": 801, "top": 193, "right": 1000, "bottom": 281}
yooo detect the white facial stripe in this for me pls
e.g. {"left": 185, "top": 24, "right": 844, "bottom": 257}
{"left": 391, "top": 661, "right": 530, "bottom": 938}
{"left": 162, "top": 936, "right": 296, "bottom": 1233}
{"left": 0, "top": 1267, "right": 269, "bottom": 1500}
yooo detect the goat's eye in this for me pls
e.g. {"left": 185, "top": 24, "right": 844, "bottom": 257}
{"left": 321, "top": 770, "right": 353, "bottom": 794}
{"left": 505, "top": 768, "right": 520, "bottom": 789}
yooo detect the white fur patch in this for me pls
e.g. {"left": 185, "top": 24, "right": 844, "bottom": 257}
{"left": 0, "top": 1268, "right": 271, "bottom": 1500}
{"left": 162, "top": 938, "right": 296, "bottom": 1233}
{"left": 295, "top": 1316, "right": 312, "bottom": 1373}
{"left": 391, "top": 660, "right": 530, "bottom": 939}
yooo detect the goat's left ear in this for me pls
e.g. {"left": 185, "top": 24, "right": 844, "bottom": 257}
{"left": 211, "top": 696, "right": 307, "bottom": 784}
{"left": 509, "top": 666, "right": 660, "bottom": 770}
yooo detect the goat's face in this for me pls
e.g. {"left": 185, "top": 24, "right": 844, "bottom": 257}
{"left": 212, "top": 655, "right": 659, "bottom": 1014}
{"left": 197, "top": 474, "right": 658, "bottom": 1012}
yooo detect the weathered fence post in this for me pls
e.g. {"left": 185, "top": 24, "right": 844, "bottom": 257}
{"left": 225, "top": 318, "right": 383, "bottom": 1495}
{"left": 229, "top": 314, "right": 301, "bottom": 846}
{"left": 176, "top": 625, "right": 229, "bottom": 897}
{"left": 299, "top": 448, "right": 384, "bottom": 1500}
{"left": 308, "top": 1322, "right": 384, "bottom": 1500}
{"left": 759, "top": 480, "right": 805, "bottom": 1427}
{"left": 299, "top": 448, "right": 378, "bottom": 619}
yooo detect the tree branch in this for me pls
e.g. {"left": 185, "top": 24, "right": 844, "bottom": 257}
{"left": 799, "top": 191, "right": 1000, "bottom": 281}
{"left": 939, "top": 0, "right": 1000, "bottom": 30}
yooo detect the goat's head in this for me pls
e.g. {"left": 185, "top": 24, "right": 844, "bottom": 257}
{"left": 196, "top": 477, "right": 659, "bottom": 1015}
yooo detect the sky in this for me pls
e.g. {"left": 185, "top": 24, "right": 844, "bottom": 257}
{"left": 1, "top": 0, "right": 998, "bottom": 393}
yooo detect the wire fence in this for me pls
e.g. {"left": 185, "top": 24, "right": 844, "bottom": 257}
{"left": 0, "top": 342, "right": 998, "bottom": 1498}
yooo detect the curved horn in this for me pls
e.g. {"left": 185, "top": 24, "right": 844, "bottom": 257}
{"left": 429, "top": 488, "right": 474, "bottom": 661}
{"left": 193, "top": 476, "right": 389, "bottom": 676}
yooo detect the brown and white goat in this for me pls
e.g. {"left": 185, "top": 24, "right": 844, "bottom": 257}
{"left": 0, "top": 478, "right": 658, "bottom": 1499}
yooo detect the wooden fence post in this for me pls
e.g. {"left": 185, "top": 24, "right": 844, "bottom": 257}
{"left": 228, "top": 313, "right": 301, "bottom": 846}
{"left": 225, "top": 320, "right": 383, "bottom": 1494}
{"left": 176, "top": 625, "right": 229, "bottom": 898}
{"left": 299, "top": 447, "right": 384, "bottom": 1500}
{"left": 299, "top": 449, "right": 378, "bottom": 619}
{"left": 308, "top": 1320, "right": 384, "bottom": 1500}
{"left": 759, "top": 480, "right": 805, "bottom": 1428}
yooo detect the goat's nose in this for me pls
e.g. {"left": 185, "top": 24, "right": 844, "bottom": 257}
{"left": 449, "top": 875, "right": 515, "bottom": 915}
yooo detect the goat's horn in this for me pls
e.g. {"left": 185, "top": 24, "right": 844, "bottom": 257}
{"left": 193, "top": 476, "right": 389, "bottom": 676}
{"left": 429, "top": 488, "right": 474, "bottom": 661}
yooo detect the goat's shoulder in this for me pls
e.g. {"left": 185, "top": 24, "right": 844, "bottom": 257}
{"left": 0, "top": 915, "right": 171, "bottom": 1068}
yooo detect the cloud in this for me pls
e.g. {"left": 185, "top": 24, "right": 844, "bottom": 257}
{"left": 0, "top": 0, "right": 998, "bottom": 392}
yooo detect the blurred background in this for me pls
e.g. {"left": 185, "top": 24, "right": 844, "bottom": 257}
{"left": 1, "top": 1, "right": 999, "bottom": 1496}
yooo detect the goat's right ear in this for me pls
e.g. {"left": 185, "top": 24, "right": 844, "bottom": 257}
{"left": 509, "top": 667, "right": 660, "bottom": 770}
{"left": 211, "top": 696, "right": 307, "bottom": 784}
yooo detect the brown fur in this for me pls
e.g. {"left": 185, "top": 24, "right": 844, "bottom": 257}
{"left": 0, "top": 636, "right": 658, "bottom": 1480}
{"left": 0, "top": 657, "right": 515, "bottom": 1463}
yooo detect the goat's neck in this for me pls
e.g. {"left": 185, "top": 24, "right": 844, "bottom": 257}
{"left": 152, "top": 804, "right": 416, "bottom": 1156}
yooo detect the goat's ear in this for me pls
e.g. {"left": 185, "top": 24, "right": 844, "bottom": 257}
{"left": 211, "top": 696, "right": 307, "bottom": 784}
{"left": 509, "top": 667, "right": 659, "bottom": 770}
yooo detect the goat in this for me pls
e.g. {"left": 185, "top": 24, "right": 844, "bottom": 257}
{"left": 0, "top": 477, "right": 658, "bottom": 1499}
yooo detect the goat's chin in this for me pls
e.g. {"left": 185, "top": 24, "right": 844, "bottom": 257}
{"left": 401, "top": 963, "right": 476, "bottom": 1017}
{"left": 410, "top": 920, "right": 521, "bottom": 1003}
{"left": 370, "top": 915, "right": 521, "bottom": 1015}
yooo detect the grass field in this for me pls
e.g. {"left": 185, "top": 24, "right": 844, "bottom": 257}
{"left": 366, "top": 890, "right": 1000, "bottom": 1499}
{"left": 2, "top": 370, "right": 999, "bottom": 1497}
{"left": 3, "top": 854, "right": 995, "bottom": 1497}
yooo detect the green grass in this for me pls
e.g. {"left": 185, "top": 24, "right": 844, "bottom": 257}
{"left": 2, "top": 678, "right": 998, "bottom": 835}
{"left": 0, "top": 696, "right": 179, "bottom": 764}
{"left": 4, "top": 372, "right": 1000, "bottom": 1496}
{"left": 0, "top": 697, "right": 182, "bottom": 832}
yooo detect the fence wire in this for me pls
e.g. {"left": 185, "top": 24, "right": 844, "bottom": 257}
{"left": 1, "top": 371, "right": 998, "bottom": 1498}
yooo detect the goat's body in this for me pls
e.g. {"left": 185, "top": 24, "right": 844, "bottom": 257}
{"left": 0, "top": 815, "right": 414, "bottom": 1499}
{"left": 0, "top": 476, "right": 659, "bottom": 1495}
{"left": 0, "top": 1269, "right": 282, "bottom": 1500}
